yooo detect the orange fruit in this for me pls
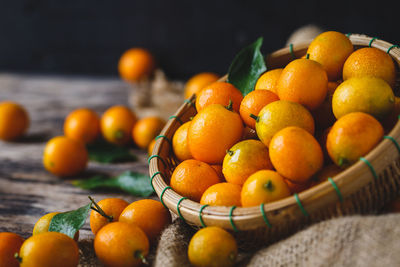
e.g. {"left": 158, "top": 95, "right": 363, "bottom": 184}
{"left": 241, "top": 170, "right": 291, "bottom": 207}
{"left": 188, "top": 104, "right": 243, "bottom": 164}
{"left": 0, "top": 101, "right": 29, "bottom": 141}
{"left": 43, "top": 136, "right": 88, "bottom": 177}
{"left": 64, "top": 108, "right": 100, "bottom": 144}
{"left": 18, "top": 232, "right": 79, "bottom": 267}
{"left": 170, "top": 159, "right": 220, "bottom": 202}
{"left": 284, "top": 179, "right": 311, "bottom": 194}
{"left": 118, "top": 48, "right": 155, "bottom": 82}
{"left": 269, "top": 126, "right": 324, "bottom": 183}
{"left": 307, "top": 31, "right": 354, "bottom": 81}
{"left": 200, "top": 183, "right": 242, "bottom": 206}
{"left": 147, "top": 139, "right": 156, "bottom": 156}
{"left": 254, "top": 100, "right": 315, "bottom": 147}
{"left": 332, "top": 76, "right": 395, "bottom": 120}
{"left": 90, "top": 198, "right": 129, "bottom": 235}
{"left": 326, "top": 112, "right": 384, "bottom": 168}
{"left": 0, "top": 232, "right": 24, "bottom": 267}
{"left": 277, "top": 58, "right": 328, "bottom": 110}
{"left": 94, "top": 222, "right": 149, "bottom": 267}
{"left": 188, "top": 226, "right": 237, "bottom": 267}
{"left": 312, "top": 164, "right": 342, "bottom": 185}
{"left": 172, "top": 121, "right": 193, "bottom": 162}
{"left": 132, "top": 116, "right": 165, "bottom": 149}
{"left": 32, "top": 212, "right": 79, "bottom": 241}
{"left": 119, "top": 199, "right": 172, "bottom": 242}
{"left": 239, "top": 89, "right": 279, "bottom": 129}
{"left": 195, "top": 82, "right": 243, "bottom": 113}
{"left": 184, "top": 72, "right": 220, "bottom": 99}
{"left": 254, "top": 68, "right": 283, "bottom": 94}
{"left": 210, "top": 164, "right": 225, "bottom": 181}
{"left": 101, "top": 105, "right": 137, "bottom": 145}
{"left": 222, "top": 140, "right": 273, "bottom": 185}
{"left": 343, "top": 47, "right": 396, "bottom": 88}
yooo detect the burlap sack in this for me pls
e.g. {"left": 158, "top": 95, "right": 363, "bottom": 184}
{"left": 154, "top": 214, "right": 400, "bottom": 267}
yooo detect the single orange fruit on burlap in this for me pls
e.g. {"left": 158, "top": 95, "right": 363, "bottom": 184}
{"left": 119, "top": 199, "right": 171, "bottom": 242}
{"left": 254, "top": 68, "right": 283, "bottom": 94}
{"left": 222, "top": 139, "right": 273, "bottom": 185}
{"left": 269, "top": 126, "right": 324, "bottom": 183}
{"left": 0, "top": 232, "right": 24, "bottom": 267}
{"left": 200, "top": 182, "right": 242, "bottom": 206}
{"left": 277, "top": 58, "right": 328, "bottom": 110}
{"left": 326, "top": 112, "right": 384, "bottom": 168}
{"left": 172, "top": 121, "right": 192, "bottom": 162}
{"left": 239, "top": 89, "right": 279, "bottom": 129}
{"left": 90, "top": 198, "right": 129, "bottom": 235}
{"left": 241, "top": 170, "right": 291, "bottom": 207}
{"left": 132, "top": 116, "right": 165, "bottom": 149}
{"left": 94, "top": 222, "right": 149, "bottom": 267}
{"left": 188, "top": 104, "right": 243, "bottom": 164}
{"left": 332, "top": 76, "right": 395, "bottom": 121}
{"left": 254, "top": 100, "right": 315, "bottom": 147}
{"left": 184, "top": 72, "right": 220, "bottom": 99}
{"left": 195, "top": 82, "right": 243, "bottom": 113}
{"left": 64, "top": 108, "right": 100, "bottom": 144}
{"left": 343, "top": 47, "right": 396, "bottom": 88}
{"left": 170, "top": 159, "right": 220, "bottom": 202}
{"left": 188, "top": 226, "right": 237, "bottom": 267}
{"left": 307, "top": 31, "right": 354, "bottom": 81}
{"left": 118, "top": 48, "right": 155, "bottom": 82}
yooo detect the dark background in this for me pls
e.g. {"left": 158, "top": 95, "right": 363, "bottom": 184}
{"left": 0, "top": 0, "right": 398, "bottom": 80}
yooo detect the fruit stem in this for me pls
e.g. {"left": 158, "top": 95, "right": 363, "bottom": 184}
{"left": 134, "top": 250, "right": 149, "bottom": 265}
{"left": 225, "top": 100, "right": 233, "bottom": 111}
{"left": 227, "top": 149, "right": 234, "bottom": 156}
{"left": 249, "top": 113, "right": 259, "bottom": 123}
{"left": 264, "top": 180, "right": 274, "bottom": 191}
{"left": 88, "top": 196, "right": 114, "bottom": 222}
{"left": 14, "top": 253, "right": 22, "bottom": 263}
{"left": 305, "top": 53, "right": 310, "bottom": 59}
{"left": 114, "top": 129, "right": 125, "bottom": 140}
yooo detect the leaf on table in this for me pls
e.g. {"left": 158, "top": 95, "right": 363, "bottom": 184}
{"left": 72, "top": 171, "right": 154, "bottom": 197}
{"left": 48, "top": 203, "right": 91, "bottom": 239}
{"left": 227, "top": 37, "right": 267, "bottom": 96}
{"left": 87, "top": 140, "right": 137, "bottom": 163}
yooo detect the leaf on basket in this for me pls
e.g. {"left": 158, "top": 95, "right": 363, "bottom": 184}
{"left": 87, "top": 140, "right": 137, "bottom": 163}
{"left": 72, "top": 171, "right": 154, "bottom": 197}
{"left": 48, "top": 203, "right": 92, "bottom": 239}
{"left": 227, "top": 37, "right": 267, "bottom": 96}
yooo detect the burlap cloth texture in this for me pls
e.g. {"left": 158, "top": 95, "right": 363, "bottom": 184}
{"left": 153, "top": 213, "right": 400, "bottom": 267}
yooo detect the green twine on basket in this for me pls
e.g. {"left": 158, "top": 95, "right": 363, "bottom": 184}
{"left": 155, "top": 135, "right": 172, "bottom": 147}
{"left": 368, "top": 37, "right": 378, "bottom": 47}
{"left": 359, "top": 157, "right": 378, "bottom": 180}
{"left": 384, "top": 136, "right": 400, "bottom": 154}
{"left": 150, "top": 171, "right": 165, "bottom": 192}
{"left": 328, "top": 178, "right": 343, "bottom": 203}
{"left": 199, "top": 205, "right": 209, "bottom": 228}
{"left": 260, "top": 203, "right": 272, "bottom": 228}
{"left": 289, "top": 43, "right": 296, "bottom": 60}
{"left": 229, "top": 206, "right": 238, "bottom": 232}
{"left": 160, "top": 186, "right": 171, "bottom": 209}
{"left": 387, "top": 44, "right": 400, "bottom": 54}
{"left": 148, "top": 155, "right": 167, "bottom": 168}
{"left": 169, "top": 115, "right": 183, "bottom": 125}
{"left": 176, "top": 197, "right": 188, "bottom": 222}
{"left": 294, "top": 193, "right": 308, "bottom": 216}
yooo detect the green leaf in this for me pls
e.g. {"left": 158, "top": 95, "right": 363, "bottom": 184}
{"left": 72, "top": 171, "right": 154, "bottom": 197}
{"left": 227, "top": 37, "right": 267, "bottom": 96}
{"left": 87, "top": 140, "right": 137, "bottom": 163}
{"left": 48, "top": 203, "right": 91, "bottom": 239}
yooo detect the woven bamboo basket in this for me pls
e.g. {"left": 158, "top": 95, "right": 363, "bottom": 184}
{"left": 149, "top": 34, "right": 400, "bottom": 245}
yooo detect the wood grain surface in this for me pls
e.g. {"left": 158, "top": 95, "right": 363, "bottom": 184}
{"left": 0, "top": 73, "right": 157, "bottom": 266}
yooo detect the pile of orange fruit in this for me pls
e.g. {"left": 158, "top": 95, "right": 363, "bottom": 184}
{"left": 171, "top": 30, "right": 398, "bottom": 209}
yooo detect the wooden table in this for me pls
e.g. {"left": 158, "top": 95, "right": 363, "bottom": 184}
{"left": 0, "top": 73, "right": 155, "bottom": 265}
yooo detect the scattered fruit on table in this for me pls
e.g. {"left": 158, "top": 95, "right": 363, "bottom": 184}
{"left": 184, "top": 72, "right": 220, "bottom": 99}
{"left": 118, "top": 47, "right": 155, "bottom": 82}
{"left": 64, "top": 108, "right": 100, "bottom": 144}
{"left": 132, "top": 116, "right": 165, "bottom": 149}
{"left": 101, "top": 105, "right": 137, "bottom": 145}
{"left": 0, "top": 101, "right": 29, "bottom": 141}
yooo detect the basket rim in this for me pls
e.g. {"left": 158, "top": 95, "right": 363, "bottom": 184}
{"left": 149, "top": 33, "right": 400, "bottom": 231}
